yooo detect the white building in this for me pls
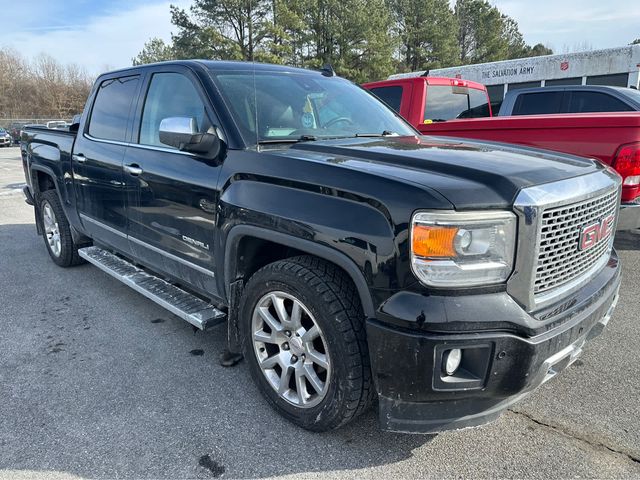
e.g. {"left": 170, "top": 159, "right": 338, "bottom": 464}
{"left": 390, "top": 45, "right": 640, "bottom": 105}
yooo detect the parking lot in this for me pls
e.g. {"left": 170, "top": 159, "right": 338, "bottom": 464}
{"left": 0, "top": 145, "right": 639, "bottom": 479}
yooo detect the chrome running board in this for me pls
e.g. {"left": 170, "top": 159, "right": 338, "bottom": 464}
{"left": 78, "top": 246, "right": 226, "bottom": 330}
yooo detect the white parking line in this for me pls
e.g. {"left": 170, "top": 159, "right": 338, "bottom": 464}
{"left": 0, "top": 184, "right": 26, "bottom": 196}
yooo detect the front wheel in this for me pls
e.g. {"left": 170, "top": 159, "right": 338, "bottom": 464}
{"left": 38, "top": 190, "right": 85, "bottom": 267}
{"left": 241, "top": 255, "right": 373, "bottom": 431}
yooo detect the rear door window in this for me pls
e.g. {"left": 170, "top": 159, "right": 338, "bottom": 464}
{"left": 511, "top": 91, "right": 563, "bottom": 115}
{"left": 368, "top": 86, "right": 403, "bottom": 112}
{"left": 566, "top": 91, "right": 633, "bottom": 113}
{"left": 88, "top": 76, "right": 139, "bottom": 142}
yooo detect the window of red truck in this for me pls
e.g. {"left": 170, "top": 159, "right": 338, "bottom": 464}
{"left": 424, "top": 85, "right": 491, "bottom": 122}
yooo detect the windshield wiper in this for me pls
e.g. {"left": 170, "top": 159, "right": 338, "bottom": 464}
{"left": 354, "top": 130, "right": 398, "bottom": 137}
{"left": 257, "top": 134, "right": 318, "bottom": 144}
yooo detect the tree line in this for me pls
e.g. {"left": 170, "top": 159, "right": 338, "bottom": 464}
{"left": 0, "top": 50, "right": 92, "bottom": 121}
{"left": 133, "top": 0, "right": 553, "bottom": 83}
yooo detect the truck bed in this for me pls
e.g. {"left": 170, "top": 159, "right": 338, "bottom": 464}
{"left": 21, "top": 127, "right": 77, "bottom": 202}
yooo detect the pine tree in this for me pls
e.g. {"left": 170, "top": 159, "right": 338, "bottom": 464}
{"left": 455, "top": 0, "right": 552, "bottom": 64}
{"left": 132, "top": 0, "right": 551, "bottom": 79}
{"left": 390, "top": 0, "right": 460, "bottom": 72}
{"left": 132, "top": 38, "right": 175, "bottom": 66}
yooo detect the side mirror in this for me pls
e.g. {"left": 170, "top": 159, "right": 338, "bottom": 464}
{"left": 159, "top": 116, "right": 220, "bottom": 157}
{"left": 159, "top": 117, "right": 201, "bottom": 149}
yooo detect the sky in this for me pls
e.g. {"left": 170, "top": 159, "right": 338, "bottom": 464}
{"left": 0, "top": 0, "right": 638, "bottom": 75}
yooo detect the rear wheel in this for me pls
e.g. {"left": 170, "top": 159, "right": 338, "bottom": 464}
{"left": 39, "top": 190, "right": 85, "bottom": 267}
{"left": 241, "top": 255, "right": 373, "bottom": 431}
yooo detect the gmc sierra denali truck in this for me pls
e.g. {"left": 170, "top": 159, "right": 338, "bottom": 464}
{"left": 22, "top": 60, "right": 622, "bottom": 434}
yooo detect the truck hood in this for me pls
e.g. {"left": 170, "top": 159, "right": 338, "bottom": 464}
{"left": 288, "top": 136, "right": 601, "bottom": 209}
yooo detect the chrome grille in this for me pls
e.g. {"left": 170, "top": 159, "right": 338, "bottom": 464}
{"left": 534, "top": 188, "right": 618, "bottom": 294}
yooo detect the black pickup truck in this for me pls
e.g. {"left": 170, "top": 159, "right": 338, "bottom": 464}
{"left": 22, "top": 60, "right": 622, "bottom": 434}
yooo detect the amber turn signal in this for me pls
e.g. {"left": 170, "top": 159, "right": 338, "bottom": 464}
{"left": 412, "top": 224, "right": 458, "bottom": 258}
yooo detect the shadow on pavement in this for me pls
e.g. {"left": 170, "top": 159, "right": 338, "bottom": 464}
{"left": 3, "top": 182, "right": 26, "bottom": 189}
{"left": 614, "top": 230, "right": 640, "bottom": 251}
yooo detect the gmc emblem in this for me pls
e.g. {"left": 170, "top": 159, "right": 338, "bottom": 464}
{"left": 579, "top": 214, "right": 615, "bottom": 251}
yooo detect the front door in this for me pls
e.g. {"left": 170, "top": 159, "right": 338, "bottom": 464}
{"left": 123, "top": 69, "right": 222, "bottom": 299}
{"left": 74, "top": 74, "right": 141, "bottom": 254}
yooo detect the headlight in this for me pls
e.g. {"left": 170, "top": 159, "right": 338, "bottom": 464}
{"left": 410, "top": 210, "right": 516, "bottom": 287}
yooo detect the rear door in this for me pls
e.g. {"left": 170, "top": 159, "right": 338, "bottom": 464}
{"left": 367, "top": 85, "right": 405, "bottom": 113}
{"left": 74, "top": 74, "right": 142, "bottom": 254}
{"left": 123, "top": 67, "right": 223, "bottom": 299}
{"left": 365, "top": 81, "right": 415, "bottom": 123}
{"left": 510, "top": 91, "right": 565, "bottom": 116}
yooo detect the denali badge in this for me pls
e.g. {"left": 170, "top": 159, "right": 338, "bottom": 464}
{"left": 182, "top": 235, "right": 210, "bottom": 250}
{"left": 579, "top": 214, "right": 615, "bottom": 251}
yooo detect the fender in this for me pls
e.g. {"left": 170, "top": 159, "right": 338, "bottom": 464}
{"left": 30, "top": 165, "right": 62, "bottom": 236}
{"left": 224, "top": 225, "right": 376, "bottom": 318}
{"left": 30, "top": 164, "right": 61, "bottom": 196}
{"left": 30, "top": 164, "right": 89, "bottom": 244}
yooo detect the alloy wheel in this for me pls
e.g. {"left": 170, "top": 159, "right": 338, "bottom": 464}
{"left": 251, "top": 291, "right": 331, "bottom": 408}
{"left": 42, "top": 201, "right": 61, "bottom": 257}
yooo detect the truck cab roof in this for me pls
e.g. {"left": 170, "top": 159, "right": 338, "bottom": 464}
{"left": 100, "top": 60, "right": 326, "bottom": 79}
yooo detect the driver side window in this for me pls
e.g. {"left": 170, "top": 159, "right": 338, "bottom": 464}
{"left": 139, "top": 73, "right": 205, "bottom": 148}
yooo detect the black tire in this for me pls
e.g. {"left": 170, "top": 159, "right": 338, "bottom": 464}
{"left": 38, "top": 189, "right": 85, "bottom": 267}
{"left": 241, "top": 255, "right": 374, "bottom": 431}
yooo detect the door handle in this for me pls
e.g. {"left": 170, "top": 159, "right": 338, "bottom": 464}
{"left": 124, "top": 164, "right": 143, "bottom": 176}
{"left": 72, "top": 154, "right": 86, "bottom": 163}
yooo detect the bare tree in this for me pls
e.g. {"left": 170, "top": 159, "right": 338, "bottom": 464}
{"left": 0, "top": 49, "right": 92, "bottom": 120}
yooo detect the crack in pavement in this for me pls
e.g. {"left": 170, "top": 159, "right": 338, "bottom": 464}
{"left": 509, "top": 409, "right": 640, "bottom": 465}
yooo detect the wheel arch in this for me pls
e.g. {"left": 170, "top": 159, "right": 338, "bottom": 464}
{"left": 224, "top": 225, "right": 376, "bottom": 318}
{"left": 30, "top": 166, "right": 60, "bottom": 236}
{"left": 30, "top": 165, "right": 89, "bottom": 245}
{"left": 31, "top": 165, "right": 59, "bottom": 195}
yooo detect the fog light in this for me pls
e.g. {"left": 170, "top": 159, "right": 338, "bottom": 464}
{"left": 444, "top": 348, "right": 462, "bottom": 375}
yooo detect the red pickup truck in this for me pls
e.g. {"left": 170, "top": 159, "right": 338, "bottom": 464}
{"left": 363, "top": 78, "right": 640, "bottom": 230}
{"left": 364, "top": 76, "right": 492, "bottom": 122}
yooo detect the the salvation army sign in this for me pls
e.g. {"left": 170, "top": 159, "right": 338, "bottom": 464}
{"left": 560, "top": 61, "right": 569, "bottom": 71}
{"left": 480, "top": 65, "right": 535, "bottom": 80}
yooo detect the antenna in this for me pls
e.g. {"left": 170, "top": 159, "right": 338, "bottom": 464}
{"left": 251, "top": 0, "right": 258, "bottom": 148}
{"left": 320, "top": 64, "right": 336, "bottom": 77}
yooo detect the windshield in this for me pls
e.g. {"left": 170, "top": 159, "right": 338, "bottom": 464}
{"left": 424, "top": 85, "right": 491, "bottom": 121}
{"left": 209, "top": 69, "right": 416, "bottom": 144}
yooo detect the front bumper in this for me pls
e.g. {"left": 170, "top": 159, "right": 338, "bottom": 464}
{"left": 617, "top": 200, "right": 640, "bottom": 231}
{"left": 367, "top": 251, "right": 621, "bottom": 433}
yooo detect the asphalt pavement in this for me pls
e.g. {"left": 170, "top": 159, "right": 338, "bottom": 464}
{"left": 1, "top": 146, "right": 639, "bottom": 479}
